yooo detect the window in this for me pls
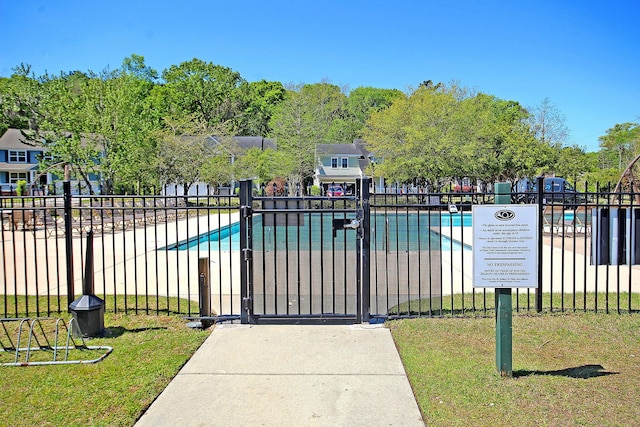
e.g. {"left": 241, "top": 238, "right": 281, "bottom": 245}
{"left": 9, "top": 150, "right": 27, "bottom": 163}
{"left": 9, "top": 172, "right": 28, "bottom": 183}
{"left": 36, "top": 152, "right": 54, "bottom": 162}
{"left": 331, "top": 157, "right": 338, "bottom": 169}
{"left": 341, "top": 157, "right": 348, "bottom": 168}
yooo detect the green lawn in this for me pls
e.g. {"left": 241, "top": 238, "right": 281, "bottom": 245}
{"left": 1, "top": 296, "right": 638, "bottom": 426}
{"left": 1, "top": 312, "right": 210, "bottom": 427}
{"left": 391, "top": 312, "right": 640, "bottom": 426}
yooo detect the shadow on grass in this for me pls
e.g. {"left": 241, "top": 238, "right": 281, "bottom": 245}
{"left": 103, "top": 326, "right": 168, "bottom": 338}
{"left": 514, "top": 364, "right": 618, "bottom": 379}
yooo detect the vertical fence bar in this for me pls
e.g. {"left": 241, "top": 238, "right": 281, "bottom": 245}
{"left": 63, "top": 181, "right": 74, "bottom": 310}
{"left": 536, "top": 176, "right": 544, "bottom": 312}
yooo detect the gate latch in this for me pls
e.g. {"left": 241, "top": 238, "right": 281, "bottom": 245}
{"left": 332, "top": 218, "right": 360, "bottom": 237}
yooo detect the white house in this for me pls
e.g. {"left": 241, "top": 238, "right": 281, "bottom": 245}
{"left": 314, "top": 139, "right": 383, "bottom": 194}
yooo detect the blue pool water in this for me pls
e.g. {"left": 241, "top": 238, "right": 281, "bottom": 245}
{"left": 171, "top": 222, "right": 241, "bottom": 251}
{"left": 440, "top": 212, "right": 472, "bottom": 227}
{"left": 171, "top": 212, "right": 472, "bottom": 252}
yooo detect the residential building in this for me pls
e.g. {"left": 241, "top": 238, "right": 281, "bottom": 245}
{"left": 0, "top": 128, "right": 50, "bottom": 194}
{"left": 0, "top": 128, "right": 101, "bottom": 195}
{"left": 314, "top": 139, "right": 383, "bottom": 194}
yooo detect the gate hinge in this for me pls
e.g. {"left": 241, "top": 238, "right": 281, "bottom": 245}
{"left": 242, "top": 297, "right": 252, "bottom": 311}
{"left": 242, "top": 248, "right": 252, "bottom": 261}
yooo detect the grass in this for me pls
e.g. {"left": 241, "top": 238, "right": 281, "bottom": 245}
{"left": 0, "top": 304, "right": 211, "bottom": 427}
{"left": 1, "top": 294, "right": 639, "bottom": 426}
{"left": 390, "top": 312, "right": 640, "bottom": 426}
{"left": 1, "top": 295, "right": 204, "bottom": 319}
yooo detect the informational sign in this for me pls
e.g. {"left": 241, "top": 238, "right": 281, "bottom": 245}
{"left": 473, "top": 205, "right": 538, "bottom": 288}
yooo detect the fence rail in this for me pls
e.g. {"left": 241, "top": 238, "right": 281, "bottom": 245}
{"left": 1, "top": 181, "right": 638, "bottom": 319}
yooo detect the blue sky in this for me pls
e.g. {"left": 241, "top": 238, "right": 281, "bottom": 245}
{"left": 1, "top": 0, "right": 638, "bottom": 152}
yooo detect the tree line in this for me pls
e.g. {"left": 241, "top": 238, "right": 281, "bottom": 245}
{"left": 0, "top": 55, "right": 637, "bottom": 194}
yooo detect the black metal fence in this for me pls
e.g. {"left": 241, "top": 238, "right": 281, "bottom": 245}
{"left": 1, "top": 182, "right": 241, "bottom": 318}
{"left": 1, "top": 179, "right": 638, "bottom": 320}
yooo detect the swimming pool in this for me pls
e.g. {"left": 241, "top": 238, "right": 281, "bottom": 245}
{"left": 170, "top": 212, "right": 472, "bottom": 252}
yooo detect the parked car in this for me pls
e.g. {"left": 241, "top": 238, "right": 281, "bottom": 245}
{"left": 452, "top": 184, "right": 475, "bottom": 193}
{"left": 327, "top": 185, "right": 344, "bottom": 197}
{"left": 529, "top": 178, "right": 587, "bottom": 205}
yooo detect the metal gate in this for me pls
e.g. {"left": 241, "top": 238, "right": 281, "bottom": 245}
{"left": 239, "top": 179, "right": 370, "bottom": 324}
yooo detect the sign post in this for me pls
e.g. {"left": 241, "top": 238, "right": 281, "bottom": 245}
{"left": 473, "top": 199, "right": 538, "bottom": 377}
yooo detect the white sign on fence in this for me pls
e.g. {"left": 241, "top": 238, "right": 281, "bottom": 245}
{"left": 473, "top": 205, "right": 538, "bottom": 288}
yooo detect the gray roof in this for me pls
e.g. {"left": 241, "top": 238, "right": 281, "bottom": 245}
{"left": 316, "top": 143, "right": 363, "bottom": 156}
{"left": 208, "top": 135, "right": 276, "bottom": 151}
{"left": 232, "top": 136, "right": 276, "bottom": 150}
{"left": 0, "top": 129, "right": 44, "bottom": 150}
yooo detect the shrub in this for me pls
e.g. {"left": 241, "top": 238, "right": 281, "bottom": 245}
{"left": 16, "top": 180, "right": 28, "bottom": 196}
{"left": 265, "top": 177, "right": 287, "bottom": 196}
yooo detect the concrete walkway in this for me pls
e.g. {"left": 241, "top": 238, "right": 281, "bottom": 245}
{"left": 135, "top": 324, "right": 425, "bottom": 427}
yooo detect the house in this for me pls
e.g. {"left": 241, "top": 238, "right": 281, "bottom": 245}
{"left": 0, "top": 128, "right": 101, "bottom": 195}
{"left": 314, "top": 139, "right": 382, "bottom": 194}
{"left": 0, "top": 128, "right": 50, "bottom": 195}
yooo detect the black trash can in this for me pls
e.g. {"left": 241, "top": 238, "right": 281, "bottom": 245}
{"left": 69, "top": 294, "right": 105, "bottom": 337}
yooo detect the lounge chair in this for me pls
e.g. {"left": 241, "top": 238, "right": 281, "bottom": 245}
{"left": 2, "top": 209, "right": 37, "bottom": 231}
{"left": 544, "top": 205, "right": 589, "bottom": 236}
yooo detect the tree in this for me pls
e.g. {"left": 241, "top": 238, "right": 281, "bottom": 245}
{"left": 36, "top": 70, "right": 102, "bottom": 192}
{"left": 364, "top": 84, "right": 547, "bottom": 187}
{"left": 598, "top": 122, "right": 640, "bottom": 170}
{"left": 364, "top": 83, "right": 478, "bottom": 185}
{"left": 527, "top": 97, "right": 569, "bottom": 147}
{"left": 466, "top": 94, "right": 549, "bottom": 182}
{"left": 0, "top": 64, "right": 43, "bottom": 132}
{"left": 156, "top": 116, "right": 218, "bottom": 195}
{"left": 236, "top": 80, "right": 286, "bottom": 136}
{"left": 346, "top": 86, "right": 405, "bottom": 126}
{"left": 552, "top": 145, "right": 593, "bottom": 182}
{"left": 269, "top": 83, "right": 354, "bottom": 183}
{"left": 233, "top": 147, "right": 291, "bottom": 185}
{"left": 36, "top": 56, "right": 161, "bottom": 194}
{"left": 122, "top": 53, "right": 158, "bottom": 83}
{"left": 156, "top": 58, "right": 246, "bottom": 132}
{"left": 199, "top": 153, "right": 234, "bottom": 192}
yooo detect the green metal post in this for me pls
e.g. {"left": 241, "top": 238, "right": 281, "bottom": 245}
{"left": 494, "top": 182, "right": 513, "bottom": 377}
{"left": 496, "top": 288, "right": 512, "bottom": 376}
{"left": 494, "top": 182, "right": 511, "bottom": 205}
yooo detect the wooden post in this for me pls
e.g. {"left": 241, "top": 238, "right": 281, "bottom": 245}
{"left": 198, "top": 257, "right": 212, "bottom": 328}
